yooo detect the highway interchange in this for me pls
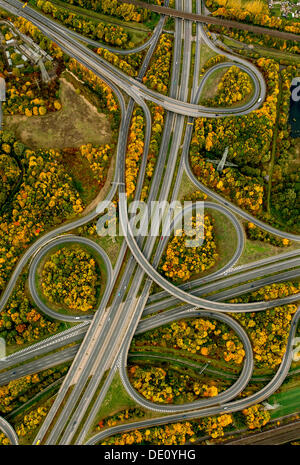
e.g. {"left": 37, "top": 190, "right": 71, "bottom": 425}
{"left": 0, "top": 0, "right": 299, "bottom": 446}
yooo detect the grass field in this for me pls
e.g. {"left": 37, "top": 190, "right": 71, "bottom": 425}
{"left": 199, "top": 40, "right": 218, "bottom": 70}
{"left": 5, "top": 78, "right": 112, "bottom": 151}
{"left": 199, "top": 67, "right": 228, "bottom": 104}
{"left": 88, "top": 371, "right": 163, "bottom": 440}
{"left": 90, "top": 372, "right": 137, "bottom": 434}
{"left": 205, "top": 206, "right": 239, "bottom": 275}
{"left": 177, "top": 171, "right": 199, "bottom": 201}
{"left": 269, "top": 381, "right": 300, "bottom": 419}
{"left": 94, "top": 234, "right": 124, "bottom": 268}
{"left": 237, "top": 238, "right": 299, "bottom": 266}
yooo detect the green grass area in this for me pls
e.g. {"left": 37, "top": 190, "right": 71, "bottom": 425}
{"left": 91, "top": 372, "right": 137, "bottom": 428}
{"left": 237, "top": 237, "right": 299, "bottom": 266}
{"left": 188, "top": 41, "right": 196, "bottom": 101}
{"left": 199, "top": 67, "right": 228, "bottom": 104}
{"left": 209, "top": 207, "right": 239, "bottom": 270}
{"left": 269, "top": 379, "right": 300, "bottom": 419}
{"left": 164, "top": 17, "right": 175, "bottom": 31}
{"left": 87, "top": 371, "right": 164, "bottom": 441}
{"left": 270, "top": 5, "right": 282, "bottom": 17}
{"left": 176, "top": 171, "right": 195, "bottom": 200}
{"left": 177, "top": 170, "right": 199, "bottom": 201}
{"left": 92, "top": 234, "right": 124, "bottom": 268}
{"left": 199, "top": 40, "right": 218, "bottom": 70}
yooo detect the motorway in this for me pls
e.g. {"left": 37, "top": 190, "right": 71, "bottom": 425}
{"left": 0, "top": 0, "right": 268, "bottom": 118}
{"left": 143, "top": 258, "right": 300, "bottom": 315}
{"left": 0, "top": 0, "right": 299, "bottom": 446}
{"left": 148, "top": 248, "right": 300, "bottom": 302}
{"left": 0, "top": 345, "right": 78, "bottom": 385}
{"left": 0, "top": 417, "right": 18, "bottom": 445}
{"left": 31, "top": 0, "right": 176, "bottom": 444}
{"left": 0, "top": 252, "right": 296, "bottom": 387}
{"left": 6, "top": 249, "right": 296, "bottom": 368}
{"left": 44, "top": 0, "right": 196, "bottom": 444}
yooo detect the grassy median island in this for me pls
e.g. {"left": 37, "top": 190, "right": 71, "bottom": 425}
{"left": 175, "top": 179, "right": 239, "bottom": 282}
{"left": 4, "top": 78, "right": 112, "bottom": 150}
{"left": 131, "top": 317, "right": 245, "bottom": 373}
{"left": 157, "top": 208, "right": 238, "bottom": 284}
{"left": 199, "top": 65, "right": 255, "bottom": 108}
{"left": 36, "top": 243, "right": 105, "bottom": 316}
{"left": 199, "top": 67, "right": 228, "bottom": 103}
